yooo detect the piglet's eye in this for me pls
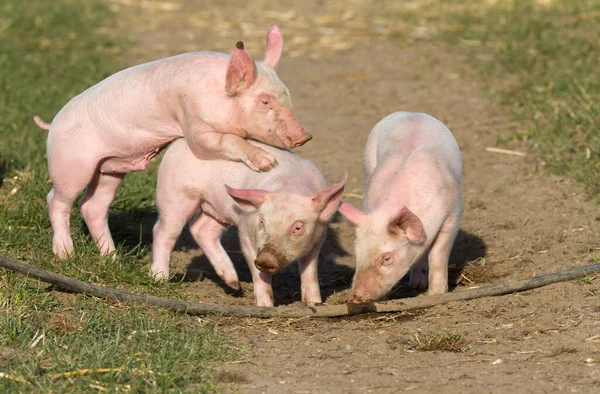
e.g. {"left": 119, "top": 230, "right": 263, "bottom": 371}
{"left": 261, "top": 99, "right": 269, "bottom": 105}
{"left": 380, "top": 253, "right": 393, "bottom": 266}
{"left": 290, "top": 221, "right": 305, "bottom": 236}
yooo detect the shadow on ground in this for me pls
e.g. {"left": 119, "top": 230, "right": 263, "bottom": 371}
{"left": 389, "top": 229, "right": 487, "bottom": 299}
{"left": 0, "top": 157, "right": 24, "bottom": 189}
{"left": 178, "top": 223, "right": 354, "bottom": 305}
{"left": 102, "top": 207, "right": 486, "bottom": 305}
{"left": 448, "top": 229, "right": 488, "bottom": 287}
{"left": 91, "top": 208, "right": 157, "bottom": 250}
{"left": 173, "top": 222, "right": 486, "bottom": 305}
{"left": 0, "top": 158, "right": 8, "bottom": 189}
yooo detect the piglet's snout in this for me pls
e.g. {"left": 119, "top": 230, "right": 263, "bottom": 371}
{"left": 292, "top": 132, "right": 312, "bottom": 147}
{"left": 348, "top": 291, "right": 374, "bottom": 304}
{"left": 279, "top": 111, "right": 312, "bottom": 148}
{"left": 281, "top": 128, "right": 312, "bottom": 148}
{"left": 254, "top": 252, "right": 281, "bottom": 274}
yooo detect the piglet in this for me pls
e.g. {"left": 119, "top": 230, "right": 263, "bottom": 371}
{"left": 34, "top": 25, "right": 311, "bottom": 260}
{"left": 338, "top": 112, "right": 462, "bottom": 303}
{"left": 150, "top": 139, "right": 346, "bottom": 307}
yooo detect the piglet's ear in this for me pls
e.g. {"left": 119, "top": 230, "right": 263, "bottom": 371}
{"left": 388, "top": 206, "right": 426, "bottom": 244}
{"left": 338, "top": 202, "right": 366, "bottom": 228}
{"left": 263, "top": 25, "right": 283, "bottom": 69}
{"left": 312, "top": 174, "right": 348, "bottom": 222}
{"left": 225, "top": 41, "right": 257, "bottom": 95}
{"left": 225, "top": 185, "right": 268, "bottom": 212}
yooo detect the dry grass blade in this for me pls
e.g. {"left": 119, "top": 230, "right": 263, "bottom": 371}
{"left": 344, "top": 193, "right": 364, "bottom": 199}
{"left": 460, "top": 273, "right": 474, "bottom": 284}
{"left": 585, "top": 334, "right": 600, "bottom": 343}
{"left": 53, "top": 367, "right": 125, "bottom": 380}
{"left": 89, "top": 383, "right": 108, "bottom": 391}
{"left": 0, "top": 372, "right": 30, "bottom": 384}
{"left": 485, "top": 147, "right": 527, "bottom": 157}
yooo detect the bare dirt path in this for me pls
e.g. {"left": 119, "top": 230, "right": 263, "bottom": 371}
{"left": 107, "top": 1, "right": 600, "bottom": 392}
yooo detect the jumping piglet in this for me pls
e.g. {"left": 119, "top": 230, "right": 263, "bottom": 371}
{"left": 34, "top": 25, "right": 310, "bottom": 259}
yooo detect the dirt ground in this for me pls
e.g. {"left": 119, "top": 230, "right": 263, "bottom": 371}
{"left": 106, "top": 1, "right": 600, "bottom": 392}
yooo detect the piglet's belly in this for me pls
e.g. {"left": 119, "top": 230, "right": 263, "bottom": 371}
{"left": 200, "top": 201, "right": 231, "bottom": 226}
{"left": 98, "top": 145, "right": 168, "bottom": 174}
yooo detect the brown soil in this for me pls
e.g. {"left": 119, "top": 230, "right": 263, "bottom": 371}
{"left": 108, "top": 1, "right": 600, "bottom": 392}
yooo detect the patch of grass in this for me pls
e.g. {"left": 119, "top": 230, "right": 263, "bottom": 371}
{"left": 0, "top": 0, "right": 233, "bottom": 390}
{"left": 0, "top": 273, "right": 234, "bottom": 392}
{"left": 0, "top": 0, "right": 163, "bottom": 282}
{"left": 405, "top": 331, "right": 470, "bottom": 353}
{"left": 0, "top": 0, "right": 178, "bottom": 291}
{"left": 396, "top": 0, "right": 600, "bottom": 198}
{"left": 574, "top": 274, "right": 597, "bottom": 285}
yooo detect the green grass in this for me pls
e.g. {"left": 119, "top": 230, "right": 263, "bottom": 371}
{"left": 0, "top": 1, "right": 234, "bottom": 391}
{"left": 1, "top": 274, "right": 233, "bottom": 392}
{"left": 398, "top": 0, "right": 600, "bottom": 197}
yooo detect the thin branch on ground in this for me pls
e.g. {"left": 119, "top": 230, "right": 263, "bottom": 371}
{"left": 2, "top": 255, "right": 599, "bottom": 318}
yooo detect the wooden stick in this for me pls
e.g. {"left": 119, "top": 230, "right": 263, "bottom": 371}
{"left": 2, "top": 256, "right": 599, "bottom": 318}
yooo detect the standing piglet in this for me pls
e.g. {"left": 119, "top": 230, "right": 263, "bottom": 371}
{"left": 34, "top": 25, "right": 311, "bottom": 259}
{"left": 150, "top": 139, "right": 346, "bottom": 307}
{"left": 338, "top": 112, "right": 462, "bottom": 303}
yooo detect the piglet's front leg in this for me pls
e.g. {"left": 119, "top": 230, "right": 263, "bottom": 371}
{"left": 298, "top": 245, "right": 323, "bottom": 306}
{"left": 187, "top": 129, "right": 277, "bottom": 172}
{"left": 239, "top": 232, "right": 274, "bottom": 306}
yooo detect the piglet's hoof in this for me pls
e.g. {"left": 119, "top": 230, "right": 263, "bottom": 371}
{"left": 225, "top": 280, "right": 242, "bottom": 292}
{"left": 246, "top": 150, "right": 278, "bottom": 172}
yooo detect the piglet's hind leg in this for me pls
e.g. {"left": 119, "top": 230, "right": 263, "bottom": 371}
{"left": 47, "top": 187, "right": 77, "bottom": 259}
{"left": 47, "top": 161, "right": 97, "bottom": 259}
{"left": 79, "top": 172, "right": 125, "bottom": 257}
{"left": 189, "top": 213, "right": 240, "bottom": 290}
{"left": 151, "top": 197, "right": 198, "bottom": 280}
{"left": 427, "top": 221, "right": 459, "bottom": 295}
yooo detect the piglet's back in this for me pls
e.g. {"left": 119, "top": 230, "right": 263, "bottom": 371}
{"left": 159, "top": 139, "right": 326, "bottom": 205}
{"left": 371, "top": 112, "right": 461, "bottom": 179}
